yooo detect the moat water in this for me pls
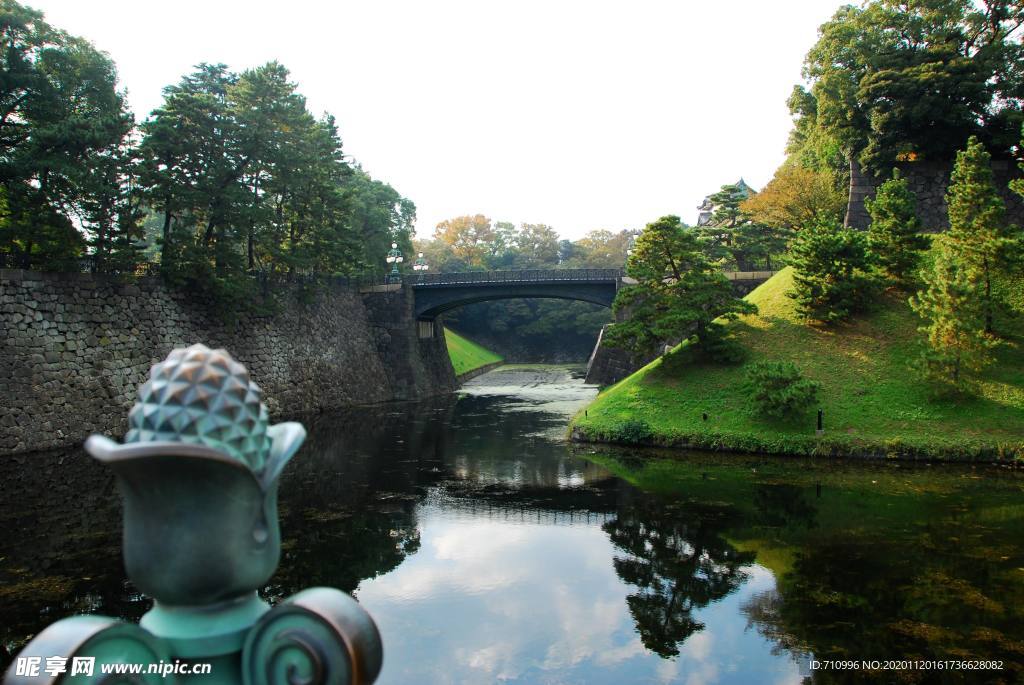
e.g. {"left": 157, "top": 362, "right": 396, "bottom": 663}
{"left": 2, "top": 366, "right": 1023, "bottom": 683}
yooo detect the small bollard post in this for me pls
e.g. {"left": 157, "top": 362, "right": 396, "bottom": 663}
{"left": 816, "top": 408, "right": 824, "bottom": 436}
{"left": 4, "top": 344, "right": 383, "bottom": 685}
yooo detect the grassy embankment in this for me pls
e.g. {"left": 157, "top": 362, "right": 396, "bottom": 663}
{"left": 572, "top": 266, "right": 1024, "bottom": 460}
{"left": 444, "top": 327, "right": 503, "bottom": 377}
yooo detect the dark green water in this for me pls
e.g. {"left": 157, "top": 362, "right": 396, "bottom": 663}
{"left": 2, "top": 366, "right": 1023, "bottom": 683}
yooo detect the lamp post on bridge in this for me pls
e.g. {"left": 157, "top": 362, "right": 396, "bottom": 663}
{"left": 386, "top": 242, "right": 404, "bottom": 284}
{"left": 412, "top": 253, "right": 429, "bottom": 281}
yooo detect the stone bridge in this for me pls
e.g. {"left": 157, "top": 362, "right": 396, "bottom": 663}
{"left": 398, "top": 267, "right": 776, "bottom": 386}
{"left": 410, "top": 269, "right": 624, "bottom": 321}
{"left": 405, "top": 268, "right": 776, "bottom": 322}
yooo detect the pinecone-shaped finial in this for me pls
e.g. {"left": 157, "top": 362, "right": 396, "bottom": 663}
{"left": 125, "top": 344, "right": 271, "bottom": 471}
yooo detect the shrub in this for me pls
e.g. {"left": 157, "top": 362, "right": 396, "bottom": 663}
{"left": 787, "top": 217, "right": 879, "bottom": 323}
{"left": 611, "top": 419, "right": 654, "bottom": 444}
{"left": 743, "top": 361, "right": 820, "bottom": 419}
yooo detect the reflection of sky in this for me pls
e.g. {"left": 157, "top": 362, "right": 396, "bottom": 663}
{"left": 355, "top": 506, "right": 804, "bottom": 684}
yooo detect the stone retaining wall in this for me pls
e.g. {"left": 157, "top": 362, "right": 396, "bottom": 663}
{"left": 0, "top": 271, "right": 455, "bottom": 455}
{"left": 845, "top": 159, "right": 1024, "bottom": 231}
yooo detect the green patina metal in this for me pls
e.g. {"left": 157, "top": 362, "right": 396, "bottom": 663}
{"left": 125, "top": 344, "right": 273, "bottom": 471}
{"left": 385, "top": 242, "right": 403, "bottom": 283}
{"left": 3, "top": 344, "right": 383, "bottom": 685}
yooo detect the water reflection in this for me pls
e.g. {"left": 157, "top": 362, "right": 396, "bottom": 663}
{"left": 1, "top": 366, "right": 1022, "bottom": 684}
{"left": 589, "top": 449, "right": 1024, "bottom": 684}
{"left": 605, "top": 492, "right": 755, "bottom": 659}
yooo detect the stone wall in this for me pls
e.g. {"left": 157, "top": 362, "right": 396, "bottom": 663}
{"left": 361, "top": 287, "right": 456, "bottom": 400}
{"left": 845, "top": 159, "right": 1024, "bottom": 231}
{"left": 584, "top": 325, "right": 636, "bottom": 387}
{"left": 0, "top": 271, "right": 455, "bottom": 455}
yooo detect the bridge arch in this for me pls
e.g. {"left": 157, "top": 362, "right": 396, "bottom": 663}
{"left": 411, "top": 269, "right": 623, "bottom": 321}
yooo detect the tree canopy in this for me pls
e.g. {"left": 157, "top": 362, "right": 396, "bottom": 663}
{"left": 0, "top": 0, "right": 134, "bottom": 269}
{"left": 0, "top": 0, "right": 416, "bottom": 300}
{"left": 798, "top": 0, "right": 1024, "bottom": 171}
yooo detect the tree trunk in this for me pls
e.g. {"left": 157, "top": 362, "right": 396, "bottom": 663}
{"left": 161, "top": 203, "right": 173, "bottom": 264}
{"left": 983, "top": 257, "right": 993, "bottom": 334}
{"left": 248, "top": 176, "right": 260, "bottom": 270}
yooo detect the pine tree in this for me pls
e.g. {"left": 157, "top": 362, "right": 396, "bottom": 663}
{"left": 787, "top": 218, "right": 878, "bottom": 323}
{"left": 945, "top": 136, "right": 1018, "bottom": 334}
{"left": 605, "top": 215, "right": 756, "bottom": 358}
{"left": 865, "top": 168, "right": 928, "bottom": 285}
{"left": 694, "top": 182, "right": 785, "bottom": 271}
{"left": 694, "top": 183, "right": 747, "bottom": 267}
{"left": 909, "top": 240, "right": 994, "bottom": 392}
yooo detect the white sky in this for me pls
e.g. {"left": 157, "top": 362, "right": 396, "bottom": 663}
{"left": 31, "top": 0, "right": 846, "bottom": 240}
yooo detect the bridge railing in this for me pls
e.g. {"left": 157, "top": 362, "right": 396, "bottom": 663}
{"left": 410, "top": 268, "right": 624, "bottom": 286}
{"left": 723, "top": 270, "right": 777, "bottom": 281}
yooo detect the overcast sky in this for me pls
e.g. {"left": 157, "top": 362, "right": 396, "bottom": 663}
{"left": 30, "top": 0, "right": 846, "bottom": 240}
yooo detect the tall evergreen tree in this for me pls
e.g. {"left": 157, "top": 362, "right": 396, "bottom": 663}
{"left": 81, "top": 126, "right": 146, "bottom": 273}
{"left": 138, "top": 61, "right": 415, "bottom": 293}
{"left": 865, "top": 168, "right": 928, "bottom": 286}
{"left": 605, "top": 215, "right": 756, "bottom": 357}
{"left": 695, "top": 181, "right": 786, "bottom": 271}
{"left": 138, "top": 63, "right": 243, "bottom": 275}
{"left": 944, "top": 136, "right": 1018, "bottom": 334}
{"left": 910, "top": 241, "right": 994, "bottom": 391}
{"left": 344, "top": 166, "right": 415, "bottom": 274}
{"left": 0, "top": 0, "right": 133, "bottom": 270}
{"left": 787, "top": 218, "right": 878, "bottom": 323}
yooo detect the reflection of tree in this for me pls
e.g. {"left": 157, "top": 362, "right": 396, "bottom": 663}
{"left": 740, "top": 590, "right": 811, "bottom": 662}
{"left": 742, "top": 531, "right": 1024, "bottom": 682}
{"left": 604, "top": 497, "right": 755, "bottom": 658}
{"left": 266, "top": 503, "right": 420, "bottom": 602}
{"left": 264, "top": 399, "right": 452, "bottom": 602}
{"left": 753, "top": 484, "right": 817, "bottom": 530}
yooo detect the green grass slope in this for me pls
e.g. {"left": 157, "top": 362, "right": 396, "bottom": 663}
{"left": 445, "top": 327, "right": 503, "bottom": 377}
{"left": 573, "top": 267, "right": 1024, "bottom": 460}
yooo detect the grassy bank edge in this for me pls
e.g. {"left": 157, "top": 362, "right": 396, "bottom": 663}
{"left": 569, "top": 422, "right": 1024, "bottom": 462}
